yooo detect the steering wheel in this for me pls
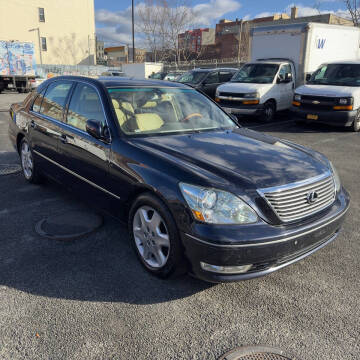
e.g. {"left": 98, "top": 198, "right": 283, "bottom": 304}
{"left": 180, "top": 113, "right": 203, "bottom": 123}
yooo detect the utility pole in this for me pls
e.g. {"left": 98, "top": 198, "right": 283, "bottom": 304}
{"left": 132, "top": 0, "right": 135, "bottom": 63}
{"left": 237, "top": 19, "right": 243, "bottom": 65}
{"left": 28, "top": 27, "right": 42, "bottom": 66}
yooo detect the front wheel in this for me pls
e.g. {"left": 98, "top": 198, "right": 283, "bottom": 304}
{"left": 260, "top": 101, "right": 276, "bottom": 122}
{"left": 129, "top": 193, "right": 186, "bottom": 278}
{"left": 352, "top": 110, "right": 360, "bottom": 132}
{"left": 20, "top": 138, "right": 42, "bottom": 184}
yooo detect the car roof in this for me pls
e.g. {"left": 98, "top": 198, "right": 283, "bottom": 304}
{"left": 322, "top": 60, "right": 360, "bottom": 65}
{"left": 188, "top": 67, "right": 238, "bottom": 72}
{"left": 44, "top": 75, "right": 189, "bottom": 89}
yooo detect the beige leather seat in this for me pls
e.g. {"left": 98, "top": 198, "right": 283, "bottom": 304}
{"left": 112, "top": 99, "right": 126, "bottom": 126}
{"left": 136, "top": 113, "right": 164, "bottom": 131}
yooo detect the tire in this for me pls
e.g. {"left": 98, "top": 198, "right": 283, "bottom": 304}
{"left": 260, "top": 100, "right": 275, "bottom": 122}
{"left": 19, "top": 138, "right": 42, "bottom": 184}
{"left": 352, "top": 110, "right": 360, "bottom": 132}
{"left": 128, "top": 193, "right": 187, "bottom": 279}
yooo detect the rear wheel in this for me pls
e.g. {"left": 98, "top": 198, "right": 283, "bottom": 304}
{"left": 260, "top": 101, "right": 275, "bottom": 122}
{"left": 20, "top": 138, "right": 42, "bottom": 184}
{"left": 129, "top": 193, "right": 186, "bottom": 278}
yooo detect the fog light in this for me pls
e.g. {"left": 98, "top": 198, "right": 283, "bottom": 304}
{"left": 200, "top": 262, "right": 252, "bottom": 274}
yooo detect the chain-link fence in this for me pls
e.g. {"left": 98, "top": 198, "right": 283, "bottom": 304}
{"left": 164, "top": 58, "right": 244, "bottom": 72}
{"left": 36, "top": 64, "right": 121, "bottom": 78}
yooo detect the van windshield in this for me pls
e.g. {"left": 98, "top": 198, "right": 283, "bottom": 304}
{"left": 231, "top": 64, "right": 279, "bottom": 84}
{"left": 107, "top": 87, "right": 236, "bottom": 136}
{"left": 308, "top": 63, "right": 360, "bottom": 86}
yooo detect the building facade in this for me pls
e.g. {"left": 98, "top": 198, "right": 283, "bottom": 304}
{"left": 96, "top": 38, "right": 106, "bottom": 65}
{"left": 178, "top": 28, "right": 215, "bottom": 54}
{"left": 0, "top": 0, "right": 96, "bottom": 65}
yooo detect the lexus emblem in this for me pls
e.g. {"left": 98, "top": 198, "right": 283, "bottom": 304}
{"left": 312, "top": 100, "right": 320, "bottom": 104}
{"left": 307, "top": 191, "right": 319, "bottom": 204}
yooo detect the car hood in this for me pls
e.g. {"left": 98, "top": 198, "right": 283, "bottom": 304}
{"left": 217, "top": 82, "right": 273, "bottom": 97}
{"left": 296, "top": 84, "right": 360, "bottom": 97}
{"left": 131, "top": 128, "right": 329, "bottom": 190}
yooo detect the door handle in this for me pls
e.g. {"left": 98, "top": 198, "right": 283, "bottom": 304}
{"left": 60, "top": 134, "right": 68, "bottom": 144}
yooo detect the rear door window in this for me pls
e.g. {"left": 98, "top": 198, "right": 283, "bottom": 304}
{"left": 40, "top": 81, "right": 73, "bottom": 121}
{"left": 66, "top": 83, "right": 106, "bottom": 131}
{"left": 32, "top": 89, "right": 46, "bottom": 113}
{"left": 205, "top": 72, "right": 219, "bottom": 84}
{"left": 219, "top": 71, "right": 235, "bottom": 82}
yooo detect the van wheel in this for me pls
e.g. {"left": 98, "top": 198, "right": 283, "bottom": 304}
{"left": 352, "top": 111, "right": 360, "bottom": 132}
{"left": 260, "top": 101, "right": 275, "bottom": 122}
{"left": 128, "top": 193, "right": 187, "bottom": 279}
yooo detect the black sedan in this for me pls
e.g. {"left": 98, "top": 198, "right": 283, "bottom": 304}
{"left": 176, "top": 68, "right": 237, "bottom": 99}
{"left": 8, "top": 76, "right": 350, "bottom": 283}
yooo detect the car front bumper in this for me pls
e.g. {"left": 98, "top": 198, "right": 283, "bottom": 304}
{"left": 181, "top": 188, "right": 350, "bottom": 283}
{"left": 291, "top": 106, "right": 356, "bottom": 127}
{"left": 221, "top": 103, "right": 264, "bottom": 116}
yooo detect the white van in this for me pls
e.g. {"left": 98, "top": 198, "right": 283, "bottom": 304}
{"left": 216, "top": 59, "right": 295, "bottom": 121}
{"left": 216, "top": 23, "right": 360, "bottom": 121}
{"left": 292, "top": 61, "right": 360, "bottom": 132}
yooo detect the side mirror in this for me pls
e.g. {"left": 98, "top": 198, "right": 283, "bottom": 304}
{"left": 306, "top": 73, "right": 312, "bottom": 82}
{"left": 285, "top": 73, "right": 293, "bottom": 82}
{"left": 86, "top": 119, "right": 107, "bottom": 141}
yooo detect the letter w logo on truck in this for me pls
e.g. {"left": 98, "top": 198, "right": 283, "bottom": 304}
{"left": 316, "top": 38, "right": 326, "bottom": 49}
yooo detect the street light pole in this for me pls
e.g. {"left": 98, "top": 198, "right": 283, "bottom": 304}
{"left": 132, "top": 0, "right": 135, "bottom": 63}
{"left": 237, "top": 20, "right": 243, "bottom": 65}
{"left": 28, "top": 27, "right": 42, "bottom": 66}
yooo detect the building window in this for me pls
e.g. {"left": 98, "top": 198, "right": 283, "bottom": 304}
{"left": 39, "top": 8, "right": 45, "bottom": 22}
{"left": 41, "top": 37, "right": 47, "bottom": 51}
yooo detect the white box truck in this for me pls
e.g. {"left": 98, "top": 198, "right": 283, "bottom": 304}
{"left": 0, "top": 40, "right": 37, "bottom": 93}
{"left": 123, "top": 62, "right": 164, "bottom": 79}
{"left": 216, "top": 23, "right": 360, "bottom": 122}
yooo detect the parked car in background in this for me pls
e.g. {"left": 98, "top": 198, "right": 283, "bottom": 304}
{"left": 100, "top": 71, "right": 125, "bottom": 77}
{"left": 164, "top": 71, "right": 185, "bottom": 81}
{"left": 176, "top": 68, "right": 238, "bottom": 99}
{"left": 30, "top": 75, "right": 47, "bottom": 89}
{"left": 148, "top": 71, "right": 168, "bottom": 80}
{"left": 292, "top": 61, "right": 360, "bottom": 132}
{"left": 9, "top": 76, "right": 349, "bottom": 283}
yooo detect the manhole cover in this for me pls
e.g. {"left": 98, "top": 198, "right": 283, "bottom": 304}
{"left": 219, "top": 346, "right": 297, "bottom": 360}
{"left": 35, "top": 210, "right": 103, "bottom": 240}
{"left": 0, "top": 164, "right": 22, "bottom": 175}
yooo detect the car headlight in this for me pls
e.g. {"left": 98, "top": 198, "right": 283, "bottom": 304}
{"left": 179, "top": 183, "right": 258, "bottom": 224}
{"left": 338, "top": 97, "right": 353, "bottom": 105}
{"left": 294, "top": 94, "right": 301, "bottom": 101}
{"left": 244, "top": 92, "right": 259, "bottom": 98}
{"left": 329, "top": 161, "right": 341, "bottom": 192}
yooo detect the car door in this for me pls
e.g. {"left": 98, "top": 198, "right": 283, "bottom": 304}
{"left": 201, "top": 71, "right": 220, "bottom": 98}
{"left": 278, "top": 64, "right": 294, "bottom": 109}
{"left": 56, "top": 81, "right": 115, "bottom": 200}
{"left": 28, "top": 80, "right": 73, "bottom": 174}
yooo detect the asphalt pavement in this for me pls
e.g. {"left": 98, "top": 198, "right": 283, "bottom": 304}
{"left": 0, "top": 92, "right": 359, "bottom": 360}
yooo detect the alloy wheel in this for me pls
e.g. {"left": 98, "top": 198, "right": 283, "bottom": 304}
{"left": 133, "top": 206, "right": 170, "bottom": 268}
{"left": 21, "top": 141, "right": 33, "bottom": 179}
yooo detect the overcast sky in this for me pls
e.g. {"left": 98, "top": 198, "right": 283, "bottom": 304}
{"left": 94, "top": 0, "right": 350, "bottom": 45}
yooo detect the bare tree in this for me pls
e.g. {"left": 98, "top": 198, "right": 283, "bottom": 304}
{"left": 344, "top": 0, "right": 360, "bottom": 25}
{"left": 137, "top": 0, "right": 195, "bottom": 64}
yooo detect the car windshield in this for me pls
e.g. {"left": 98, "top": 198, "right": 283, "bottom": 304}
{"left": 108, "top": 87, "right": 236, "bottom": 136}
{"left": 231, "top": 63, "right": 279, "bottom": 84}
{"left": 308, "top": 63, "right": 360, "bottom": 86}
{"left": 176, "top": 71, "right": 208, "bottom": 84}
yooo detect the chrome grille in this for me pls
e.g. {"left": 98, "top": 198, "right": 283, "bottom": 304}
{"left": 259, "top": 172, "right": 336, "bottom": 222}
